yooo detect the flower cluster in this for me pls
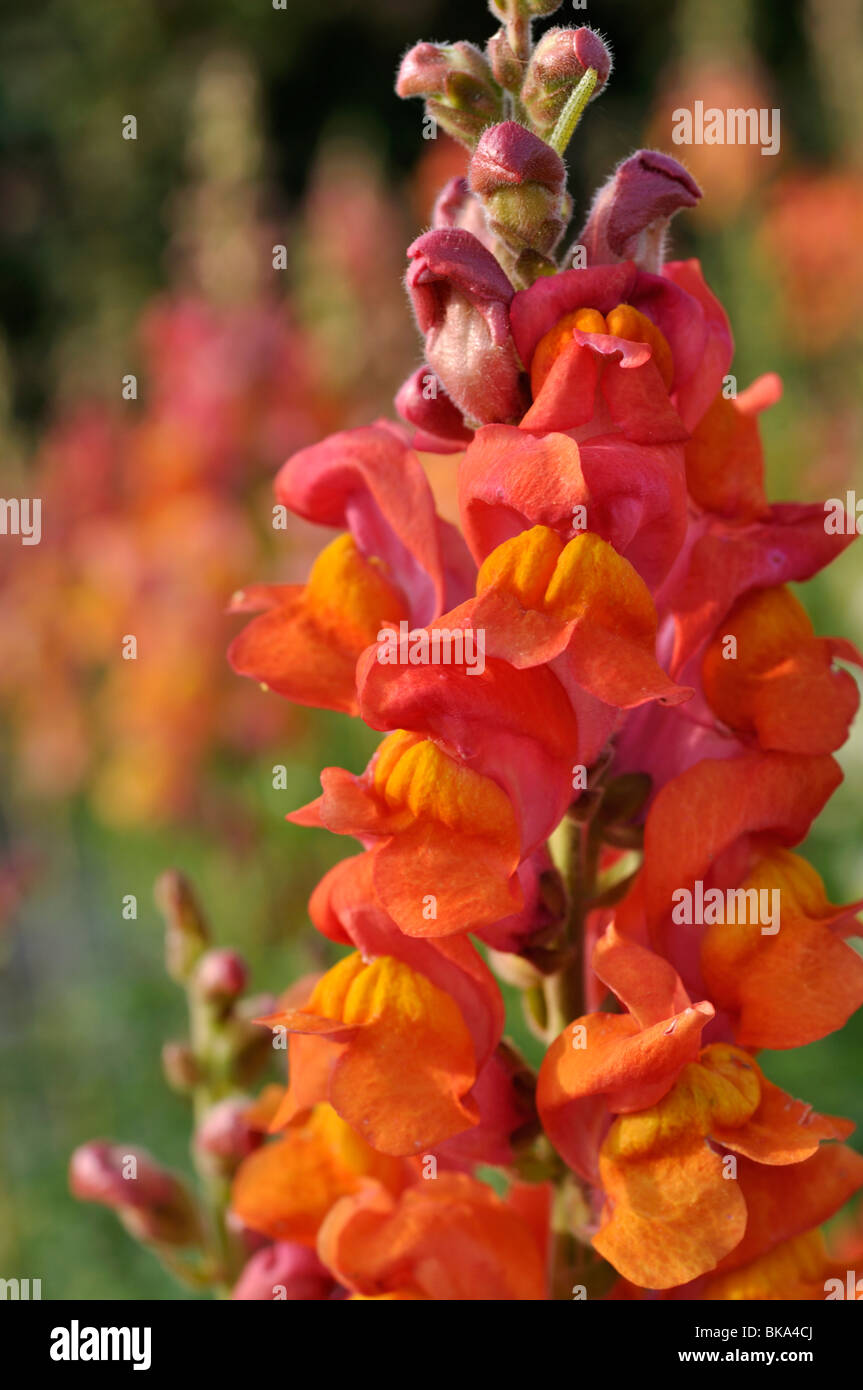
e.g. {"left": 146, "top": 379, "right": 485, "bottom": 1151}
{"left": 74, "top": 0, "right": 863, "bottom": 1300}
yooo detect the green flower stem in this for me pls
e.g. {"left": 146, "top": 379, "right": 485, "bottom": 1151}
{"left": 548, "top": 67, "right": 598, "bottom": 156}
{"left": 544, "top": 809, "right": 601, "bottom": 1038}
{"left": 543, "top": 804, "right": 607, "bottom": 1299}
{"left": 188, "top": 994, "right": 245, "bottom": 1296}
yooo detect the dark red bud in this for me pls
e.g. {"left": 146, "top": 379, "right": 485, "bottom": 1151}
{"left": 194, "top": 948, "right": 248, "bottom": 1003}
{"left": 232, "top": 1242, "right": 334, "bottom": 1301}
{"left": 69, "top": 1142, "right": 202, "bottom": 1247}
{"left": 579, "top": 149, "right": 701, "bottom": 271}
{"left": 195, "top": 1098, "right": 261, "bottom": 1175}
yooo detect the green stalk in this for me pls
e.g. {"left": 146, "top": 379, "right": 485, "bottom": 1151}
{"left": 188, "top": 993, "right": 245, "bottom": 1296}
{"left": 542, "top": 806, "right": 606, "bottom": 1298}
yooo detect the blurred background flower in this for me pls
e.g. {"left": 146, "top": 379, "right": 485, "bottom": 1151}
{"left": 0, "top": 0, "right": 860, "bottom": 1297}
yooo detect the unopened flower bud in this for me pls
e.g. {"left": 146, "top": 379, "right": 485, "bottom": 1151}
{"left": 521, "top": 27, "right": 613, "bottom": 138}
{"left": 578, "top": 149, "right": 701, "bottom": 272}
{"left": 232, "top": 1242, "right": 334, "bottom": 1301}
{"left": 161, "top": 1039, "right": 201, "bottom": 1093}
{"left": 155, "top": 869, "right": 209, "bottom": 983}
{"left": 486, "top": 29, "right": 523, "bottom": 92}
{"left": 193, "top": 948, "right": 248, "bottom": 1004}
{"left": 229, "top": 992, "right": 280, "bottom": 1085}
{"left": 406, "top": 227, "right": 529, "bottom": 426}
{"left": 396, "top": 41, "right": 503, "bottom": 149}
{"left": 432, "top": 176, "right": 496, "bottom": 251}
{"left": 69, "top": 1142, "right": 202, "bottom": 1247}
{"left": 195, "top": 1097, "right": 261, "bottom": 1176}
{"left": 469, "top": 121, "right": 567, "bottom": 257}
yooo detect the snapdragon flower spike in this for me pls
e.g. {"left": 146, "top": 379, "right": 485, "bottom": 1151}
{"left": 228, "top": 424, "right": 474, "bottom": 714}
{"left": 405, "top": 228, "right": 529, "bottom": 426}
{"left": 220, "top": 0, "right": 863, "bottom": 1300}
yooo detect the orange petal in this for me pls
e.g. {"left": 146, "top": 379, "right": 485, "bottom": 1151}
{"left": 701, "top": 585, "right": 860, "bottom": 754}
{"left": 231, "top": 1103, "right": 408, "bottom": 1244}
{"left": 605, "top": 304, "right": 675, "bottom": 390}
{"left": 270, "top": 952, "right": 481, "bottom": 1156}
{"left": 701, "top": 1229, "right": 833, "bottom": 1301}
{"left": 318, "top": 1173, "right": 547, "bottom": 1300}
{"left": 370, "top": 731, "right": 523, "bottom": 935}
{"left": 714, "top": 1073, "right": 853, "bottom": 1165}
{"left": 537, "top": 1004, "right": 713, "bottom": 1182}
{"left": 683, "top": 380, "right": 776, "bottom": 520}
{"left": 530, "top": 307, "right": 609, "bottom": 397}
{"left": 473, "top": 526, "right": 689, "bottom": 708}
{"left": 641, "top": 751, "right": 842, "bottom": 945}
{"left": 592, "top": 1047, "right": 771, "bottom": 1287}
{"left": 594, "top": 1091, "right": 747, "bottom": 1288}
{"left": 701, "top": 848, "right": 863, "bottom": 1048}
{"left": 593, "top": 924, "right": 692, "bottom": 1028}
{"left": 713, "top": 1146, "right": 863, "bottom": 1276}
{"left": 228, "top": 534, "right": 407, "bottom": 714}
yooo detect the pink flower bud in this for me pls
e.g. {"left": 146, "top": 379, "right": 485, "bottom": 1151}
{"left": 155, "top": 869, "right": 209, "bottom": 983}
{"left": 161, "top": 1039, "right": 201, "bottom": 1093}
{"left": 406, "top": 228, "right": 528, "bottom": 426}
{"left": 194, "top": 948, "right": 248, "bottom": 1002}
{"left": 470, "top": 121, "right": 566, "bottom": 199}
{"left": 578, "top": 149, "right": 701, "bottom": 272}
{"left": 195, "top": 1098, "right": 261, "bottom": 1175}
{"left": 486, "top": 30, "right": 523, "bottom": 93}
{"left": 232, "top": 1242, "right": 334, "bottom": 1301}
{"left": 396, "top": 42, "right": 502, "bottom": 148}
{"left": 469, "top": 122, "right": 567, "bottom": 257}
{"left": 69, "top": 1142, "right": 202, "bottom": 1247}
{"left": 395, "top": 365, "right": 474, "bottom": 446}
{"left": 432, "top": 176, "right": 497, "bottom": 251}
{"left": 521, "top": 27, "right": 613, "bottom": 137}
